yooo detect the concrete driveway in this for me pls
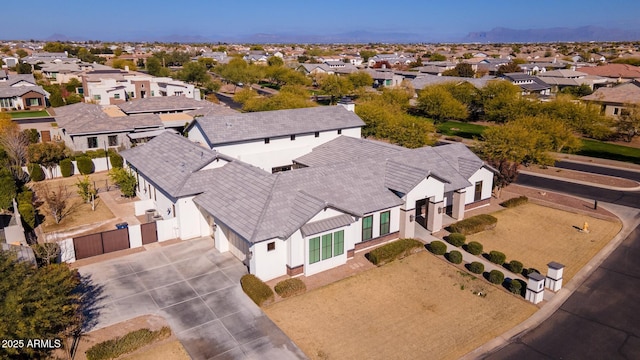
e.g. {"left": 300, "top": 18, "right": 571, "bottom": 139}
{"left": 78, "top": 237, "right": 306, "bottom": 360}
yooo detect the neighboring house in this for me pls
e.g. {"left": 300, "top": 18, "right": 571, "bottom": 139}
{"left": 411, "top": 74, "right": 498, "bottom": 91}
{"left": 297, "top": 62, "right": 359, "bottom": 76}
{"left": 23, "top": 52, "right": 71, "bottom": 65}
{"left": 364, "top": 69, "right": 404, "bottom": 88}
{"left": 1, "top": 56, "right": 19, "bottom": 68}
{"left": 243, "top": 53, "right": 268, "bottom": 63}
{"left": 581, "top": 80, "right": 640, "bottom": 117}
{"left": 197, "top": 51, "right": 228, "bottom": 64}
{"left": 476, "top": 58, "right": 512, "bottom": 75}
{"left": 501, "top": 73, "right": 551, "bottom": 96}
{"left": 0, "top": 73, "right": 49, "bottom": 110}
{"left": 186, "top": 103, "right": 364, "bottom": 172}
{"left": 368, "top": 54, "right": 415, "bottom": 67}
{"left": 121, "top": 131, "right": 494, "bottom": 281}
{"left": 38, "top": 61, "right": 112, "bottom": 84}
{"left": 537, "top": 70, "right": 610, "bottom": 92}
{"left": 576, "top": 63, "right": 640, "bottom": 81}
{"left": 82, "top": 69, "right": 199, "bottom": 105}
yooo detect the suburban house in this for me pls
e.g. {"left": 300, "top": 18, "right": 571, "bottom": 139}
{"left": 364, "top": 69, "right": 404, "bottom": 88}
{"left": 121, "top": 105, "right": 495, "bottom": 281}
{"left": 411, "top": 74, "right": 498, "bottom": 91}
{"left": 576, "top": 63, "right": 640, "bottom": 81}
{"left": 501, "top": 73, "right": 551, "bottom": 96}
{"left": 297, "top": 62, "right": 359, "bottom": 76}
{"left": 581, "top": 80, "right": 640, "bottom": 117}
{"left": 82, "top": 69, "right": 199, "bottom": 105}
{"left": 537, "top": 69, "right": 610, "bottom": 92}
{"left": 368, "top": 54, "right": 416, "bottom": 67}
{"left": 38, "top": 61, "right": 113, "bottom": 84}
{"left": 186, "top": 103, "right": 363, "bottom": 172}
{"left": 0, "top": 73, "right": 49, "bottom": 110}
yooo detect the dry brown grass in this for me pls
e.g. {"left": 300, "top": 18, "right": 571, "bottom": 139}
{"left": 122, "top": 340, "right": 190, "bottom": 360}
{"left": 265, "top": 252, "right": 537, "bottom": 360}
{"left": 466, "top": 203, "right": 621, "bottom": 281}
{"left": 41, "top": 196, "right": 115, "bottom": 232}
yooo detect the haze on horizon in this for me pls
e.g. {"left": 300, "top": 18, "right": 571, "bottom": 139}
{"left": 3, "top": 0, "right": 640, "bottom": 42}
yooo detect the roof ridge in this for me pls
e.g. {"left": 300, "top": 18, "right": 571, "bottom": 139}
{"left": 250, "top": 173, "right": 280, "bottom": 242}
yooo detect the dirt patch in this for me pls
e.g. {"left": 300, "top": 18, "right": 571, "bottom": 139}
{"left": 40, "top": 196, "right": 115, "bottom": 233}
{"left": 465, "top": 203, "right": 621, "bottom": 282}
{"left": 265, "top": 252, "right": 537, "bottom": 360}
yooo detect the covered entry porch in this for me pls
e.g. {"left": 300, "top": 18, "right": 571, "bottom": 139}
{"left": 400, "top": 189, "right": 466, "bottom": 238}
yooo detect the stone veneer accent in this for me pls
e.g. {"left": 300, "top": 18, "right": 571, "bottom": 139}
{"left": 465, "top": 198, "right": 490, "bottom": 211}
{"left": 286, "top": 264, "right": 304, "bottom": 276}
{"left": 354, "top": 231, "right": 400, "bottom": 252}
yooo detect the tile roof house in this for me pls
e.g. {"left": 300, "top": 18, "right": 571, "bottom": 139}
{"left": 121, "top": 108, "right": 495, "bottom": 281}
{"left": 576, "top": 63, "right": 640, "bottom": 81}
{"left": 581, "top": 80, "right": 640, "bottom": 117}
{"left": 502, "top": 73, "right": 551, "bottom": 96}
{"left": 0, "top": 73, "right": 49, "bottom": 110}
{"left": 411, "top": 74, "right": 498, "bottom": 91}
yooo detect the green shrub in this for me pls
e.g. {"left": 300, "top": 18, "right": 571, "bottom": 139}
{"left": 274, "top": 278, "right": 307, "bottom": 298}
{"left": 85, "top": 149, "right": 107, "bottom": 159}
{"left": 509, "top": 279, "right": 524, "bottom": 295}
{"left": 448, "top": 214, "right": 497, "bottom": 235}
{"left": 446, "top": 233, "right": 466, "bottom": 247}
{"left": 240, "top": 274, "right": 274, "bottom": 306}
{"left": 85, "top": 327, "right": 171, "bottom": 360}
{"left": 428, "top": 240, "right": 447, "bottom": 256}
{"left": 488, "top": 270, "right": 505, "bottom": 285}
{"left": 18, "top": 202, "right": 35, "bottom": 230}
{"left": 466, "top": 241, "right": 483, "bottom": 255}
{"left": 468, "top": 261, "right": 484, "bottom": 274}
{"left": 109, "top": 168, "right": 137, "bottom": 198}
{"left": 109, "top": 152, "right": 124, "bottom": 168}
{"left": 60, "top": 158, "right": 73, "bottom": 177}
{"left": 447, "top": 250, "right": 463, "bottom": 264}
{"left": 508, "top": 260, "right": 524, "bottom": 274}
{"left": 500, "top": 195, "right": 528, "bottom": 208}
{"left": 27, "top": 163, "right": 44, "bottom": 182}
{"left": 524, "top": 268, "right": 541, "bottom": 277}
{"left": 488, "top": 250, "right": 506, "bottom": 265}
{"left": 77, "top": 156, "right": 94, "bottom": 175}
{"left": 368, "top": 238, "right": 424, "bottom": 265}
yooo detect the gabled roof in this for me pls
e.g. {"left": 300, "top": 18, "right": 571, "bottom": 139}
{"left": 117, "top": 96, "right": 235, "bottom": 115}
{"left": 294, "top": 136, "right": 405, "bottom": 167}
{"left": 577, "top": 63, "right": 640, "bottom": 79}
{"left": 54, "top": 102, "right": 163, "bottom": 135}
{"left": 121, "top": 132, "right": 220, "bottom": 198}
{"left": 411, "top": 74, "right": 499, "bottom": 90}
{"left": 191, "top": 106, "right": 365, "bottom": 146}
{"left": 581, "top": 80, "right": 640, "bottom": 105}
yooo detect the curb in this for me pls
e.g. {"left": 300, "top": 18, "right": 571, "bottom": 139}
{"left": 518, "top": 170, "right": 640, "bottom": 192}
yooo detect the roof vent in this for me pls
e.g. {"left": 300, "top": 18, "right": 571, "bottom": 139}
{"left": 225, "top": 122, "right": 232, "bottom": 127}
{"left": 338, "top": 97, "right": 355, "bottom": 112}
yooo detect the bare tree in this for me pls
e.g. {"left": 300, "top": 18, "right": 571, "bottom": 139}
{"left": 39, "top": 183, "right": 72, "bottom": 224}
{"left": 0, "top": 125, "right": 29, "bottom": 183}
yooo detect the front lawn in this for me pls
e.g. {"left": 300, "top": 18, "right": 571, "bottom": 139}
{"left": 437, "top": 120, "right": 487, "bottom": 139}
{"left": 9, "top": 110, "right": 50, "bottom": 118}
{"left": 576, "top": 139, "right": 640, "bottom": 164}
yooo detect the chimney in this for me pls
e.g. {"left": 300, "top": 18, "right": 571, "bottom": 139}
{"left": 338, "top": 97, "right": 355, "bottom": 112}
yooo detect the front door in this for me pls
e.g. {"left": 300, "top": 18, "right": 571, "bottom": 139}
{"left": 415, "top": 198, "right": 428, "bottom": 228}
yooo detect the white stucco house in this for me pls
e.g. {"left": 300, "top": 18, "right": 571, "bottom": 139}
{"left": 121, "top": 105, "right": 495, "bottom": 281}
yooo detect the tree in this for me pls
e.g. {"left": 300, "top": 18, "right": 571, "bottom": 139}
{"left": 15, "top": 49, "right": 27, "bottom": 58}
{"left": 618, "top": 104, "right": 640, "bottom": 142}
{"left": 479, "top": 81, "right": 527, "bottom": 122}
{"left": 27, "top": 142, "right": 67, "bottom": 177}
{"left": 487, "top": 158, "right": 519, "bottom": 198}
{"left": 242, "top": 85, "right": 317, "bottom": 112}
{"left": 316, "top": 74, "right": 354, "bottom": 104}
{"left": 267, "top": 56, "right": 284, "bottom": 67}
{"left": 16, "top": 61, "right": 32, "bottom": 74}
{"left": 347, "top": 71, "right": 373, "bottom": 89}
{"left": 416, "top": 85, "right": 468, "bottom": 122}
{"left": 112, "top": 59, "right": 137, "bottom": 71}
{"left": 442, "top": 63, "right": 475, "bottom": 78}
{"left": 496, "top": 61, "right": 522, "bottom": 76}
{"left": 430, "top": 53, "right": 447, "bottom": 61}
{"left": 359, "top": 50, "right": 377, "bottom": 62}
{"left": 109, "top": 168, "right": 137, "bottom": 198}
{"left": 0, "top": 170, "right": 17, "bottom": 211}
{"left": 0, "top": 251, "right": 81, "bottom": 359}
{"left": 145, "top": 57, "right": 171, "bottom": 77}
{"left": 0, "top": 115, "right": 29, "bottom": 183}
{"left": 179, "top": 61, "right": 209, "bottom": 86}
{"left": 76, "top": 175, "right": 98, "bottom": 211}
{"left": 560, "top": 84, "right": 593, "bottom": 97}
{"left": 38, "top": 183, "right": 72, "bottom": 224}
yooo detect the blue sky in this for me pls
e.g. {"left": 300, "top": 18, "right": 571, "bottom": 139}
{"left": 3, "top": 0, "right": 640, "bottom": 41}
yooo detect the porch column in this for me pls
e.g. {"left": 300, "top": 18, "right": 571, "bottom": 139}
{"left": 399, "top": 208, "right": 415, "bottom": 239}
{"left": 427, "top": 199, "right": 444, "bottom": 232}
{"left": 452, "top": 190, "right": 466, "bottom": 220}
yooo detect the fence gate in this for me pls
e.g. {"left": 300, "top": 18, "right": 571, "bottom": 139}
{"left": 101, "top": 228, "right": 130, "bottom": 253}
{"left": 73, "top": 233, "right": 104, "bottom": 260}
{"left": 141, "top": 222, "right": 158, "bottom": 244}
{"left": 41, "top": 130, "right": 51, "bottom": 142}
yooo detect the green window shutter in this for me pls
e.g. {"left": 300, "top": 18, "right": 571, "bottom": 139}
{"left": 380, "top": 211, "right": 390, "bottom": 235}
{"left": 362, "top": 215, "right": 373, "bottom": 241}
{"left": 309, "top": 237, "right": 320, "bottom": 264}
{"left": 334, "top": 230, "right": 344, "bottom": 256}
{"left": 322, "top": 233, "right": 333, "bottom": 260}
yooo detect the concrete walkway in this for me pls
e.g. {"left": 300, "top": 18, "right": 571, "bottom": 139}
{"left": 98, "top": 190, "right": 141, "bottom": 226}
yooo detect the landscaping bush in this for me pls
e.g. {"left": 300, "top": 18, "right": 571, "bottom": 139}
{"left": 428, "top": 240, "right": 447, "bottom": 256}
{"left": 500, "top": 195, "right": 528, "bottom": 208}
{"left": 508, "top": 260, "right": 524, "bottom": 274}
{"left": 86, "top": 327, "right": 171, "bottom": 360}
{"left": 488, "top": 270, "right": 505, "bottom": 285}
{"left": 468, "top": 261, "right": 484, "bottom": 274}
{"left": 240, "top": 274, "right": 274, "bottom": 306}
{"left": 109, "top": 152, "right": 124, "bottom": 168}
{"left": 18, "top": 202, "right": 35, "bottom": 230}
{"left": 77, "top": 156, "right": 94, "bottom": 175}
{"left": 84, "top": 149, "right": 107, "bottom": 159}
{"left": 510, "top": 279, "right": 525, "bottom": 295}
{"left": 488, "top": 250, "right": 506, "bottom": 265}
{"left": 27, "top": 163, "right": 44, "bottom": 182}
{"left": 368, "top": 238, "right": 423, "bottom": 265}
{"left": 448, "top": 214, "right": 497, "bottom": 235}
{"left": 465, "top": 241, "right": 483, "bottom": 255}
{"left": 60, "top": 158, "right": 73, "bottom": 177}
{"left": 523, "top": 268, "right": 541, "bottom": 277}
{"left": 274, "top": 278, "right": 307, "bottom": 298}
{"left": 446, "top": 233, "right": 466, "bottom": 247}
{"left": 447, "top": 250, "right": 463, "bottom": 264}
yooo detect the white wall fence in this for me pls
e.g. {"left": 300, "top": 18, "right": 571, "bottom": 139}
{"left": 24, "top": 157, "right": 113, "bottom": 180}
{"left": 4, "top": 199, "right": 27, "bottom": 245}
{"left": 57, "top": 217, "right": 181, "bottom": 263}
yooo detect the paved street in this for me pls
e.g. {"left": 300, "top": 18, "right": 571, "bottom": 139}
{"left": 78, "top": 237, "right": 306, "bottom": 360}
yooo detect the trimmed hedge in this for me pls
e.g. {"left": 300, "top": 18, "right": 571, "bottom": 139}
{"left": 368, "top": 238, "right": 424, "bottom": 265}
{"left": 524, "top": 268, "right": 541, "bottom": 277}
{"left": 466, "top": 241, "right": 483, "bottom": 255}
{"left": 448, "top": 214, "right": 497, "bottom": 235}
{"left": 274, "top": 278, "right": 307, "bottom": 298}
{"left": 60, "top": 158, "right": 73, "bottom": 177}
{"left": 447, "top": 250, "right": 463, "bottom": 264}
{"left": 468, "top": 261, "right": 484, "bottom": 274}
{"left": 446, "top": 233, "right": 466, "bottom": 247}
{"left": 86, "top": 327, "right": 171, "bottom": 360}
{"left": 488, "top": 250, "right": 506, "bottom": 265}
{"left": 508, "top": 260, "right": 524, "bottom": 274}
{"left": 27, "top": 163, "right": 44, "bottom": 182}
{"left": 488, "top": 270, "right": 505, "bottom": 284}
{"left": 240, "top": 274, "right": 274, "bottom": 306}
{"left": 110, "top": 153, "right": 124, "bottom": 168}
{"left": 500, "top": 195, "right": 528, "bottom": 208}
{"left": 77, "top": 156, "right": 94, "bottom": 175}
{"left": 510, "top": 279, "right": 525, "bottom": 295}
{"left": 428, "top": 240, "right": 447, "bottom": 256}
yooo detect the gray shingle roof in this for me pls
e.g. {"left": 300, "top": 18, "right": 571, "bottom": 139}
{"left": 192, "top": 106, "right": 365, "bottom": 146}
{"left": 54, "top": 103, "right": 163, "bottom": 135}
{"left": 300, "top": 214, "right": 354, "bottom": 237}
{"left": 294, "top": 136, "right": 405, "bottom": 167}
{"left": 120, "top": 132, "right": 220, "bottom": 198}
{"left": 117, "top": 97, "right": 232, "bottom": 114}
{"left": 411, "top": 74, "right": 499, "bottom": 90}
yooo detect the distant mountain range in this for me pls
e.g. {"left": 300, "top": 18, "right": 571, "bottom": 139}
{"left": 41, "top": 26, "right": 640, "bottom": 44}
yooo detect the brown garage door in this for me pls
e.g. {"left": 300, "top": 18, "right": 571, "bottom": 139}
{"left": 102, "top": 228, "right": 130, "bottom": 253}
{"left": 141, "top": 222, "right": 158, "bottom": 244}
{"left": 41, "top": 130, "right": 51, "bottom": 142}
{"left": 73, "top": 233, "right": 104, "bottom": 260}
